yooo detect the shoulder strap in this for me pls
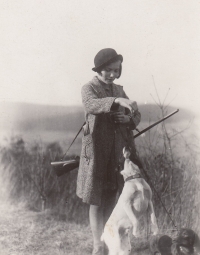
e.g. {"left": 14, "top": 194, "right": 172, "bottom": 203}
{"left": 61, "top": 122, "right": 85, "bottom": 160}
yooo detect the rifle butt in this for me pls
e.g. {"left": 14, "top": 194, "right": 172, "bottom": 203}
{"left": 51, "top": 159, "right": 80, "bottom": 177}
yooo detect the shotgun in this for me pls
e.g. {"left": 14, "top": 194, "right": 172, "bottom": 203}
{"left": 134, "top": 109, "right": 179, "bottom": 138}
{"left": 51, "top": 109, "right": 179, "bottom": 176}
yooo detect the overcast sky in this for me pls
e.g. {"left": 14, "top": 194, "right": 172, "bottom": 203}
{"left": 1, "top": 0, "right": 200, "bottom": 118}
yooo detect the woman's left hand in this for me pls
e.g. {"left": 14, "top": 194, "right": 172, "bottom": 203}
{"left": 110, "top": 111, "right": 130, "bottom": 124}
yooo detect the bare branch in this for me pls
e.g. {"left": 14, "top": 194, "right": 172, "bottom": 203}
{"left": 165, "top": 94, "right": 178, "bottom": 109}
{"left": 150, "top": 93, "right": 160, "bottom": 107}
{"left": 162, "top": 88, "right": 170, "bottom": 106}
{"left": 152, "top": 75, "right": 162, "bottom": 106}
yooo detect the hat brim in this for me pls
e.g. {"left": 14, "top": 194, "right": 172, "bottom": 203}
{"left": 92, "top": 54, "right": 123, "bottom": 72}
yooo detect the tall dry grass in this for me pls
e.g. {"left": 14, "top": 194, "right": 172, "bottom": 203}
{"left": 136, "top": 93, "right": 200, "bottom": 238}
{"left": 0, "top": 136, "right": 89, "bottom": 225}
{"left": 0, "top": 105, "right": 199, "bottom": 240}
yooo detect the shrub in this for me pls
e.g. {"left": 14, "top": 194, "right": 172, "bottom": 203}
{"left": 0, "top": 136, "right": 88, "bottom": 224}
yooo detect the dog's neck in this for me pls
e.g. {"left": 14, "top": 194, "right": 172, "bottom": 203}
{"left": 125, "top": 173, "right": 141, "bottom": 182}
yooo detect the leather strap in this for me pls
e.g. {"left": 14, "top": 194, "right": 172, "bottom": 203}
{"left": 125, "top": 174, "right": 141, "bottom": 182}
{"left": 61, "top": 122, "right": 86, "bottom": 160}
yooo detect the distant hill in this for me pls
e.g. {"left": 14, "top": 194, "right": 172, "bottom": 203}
{"left": 0, "top": 102, "right": 193, "bottom": 133}
{"left": 139, "top": 104, "right": 194, "bottom": 124}
{"left": 0, "top": 102, "right": 84, "bottom": 132}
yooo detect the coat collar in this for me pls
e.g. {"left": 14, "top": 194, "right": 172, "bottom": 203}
{"left": 90, "top": 76, "right": 121, "bottom": 98}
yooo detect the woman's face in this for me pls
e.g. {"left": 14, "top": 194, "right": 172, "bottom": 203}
{"left": 98, "top": 60, "right": 121, "bottom": 85}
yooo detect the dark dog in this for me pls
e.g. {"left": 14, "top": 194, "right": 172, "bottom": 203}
{"left": 171, "top": 228, "right": 200, "bottom": 255}
{"left": 150, "top": 229, "right": 200, "bottom": 255}
{"left": 149, "top": 234, "right": 173, "bottom": 255}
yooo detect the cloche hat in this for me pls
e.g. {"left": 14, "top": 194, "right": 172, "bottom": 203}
{"left": 92, "top": 48, "right": 123, "bottom": 72}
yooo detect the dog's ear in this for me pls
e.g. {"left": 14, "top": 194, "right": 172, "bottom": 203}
{"left": 120, "top": 170, "right": 125, "bottom": 176}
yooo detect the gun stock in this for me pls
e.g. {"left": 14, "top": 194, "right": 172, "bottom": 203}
{"left": 51, "top": 158, "right": 80, "bottom": 177}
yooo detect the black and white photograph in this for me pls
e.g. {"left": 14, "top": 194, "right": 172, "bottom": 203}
{"left": 0, "top": 1, "right": 200, "bottom": 254}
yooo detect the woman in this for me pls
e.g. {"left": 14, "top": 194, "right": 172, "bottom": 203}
{"left": 76, "top": 48, "right": 142, "bottom": 255}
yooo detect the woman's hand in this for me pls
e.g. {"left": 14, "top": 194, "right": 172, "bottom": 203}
{"left": 114, "top": 98, "right": 138, "bottom": 114}
{"left": 110, "top": 111, "right": 130, "bottom": 124}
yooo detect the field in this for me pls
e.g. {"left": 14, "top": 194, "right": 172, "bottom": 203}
{"left": 0, "top": 202, "right": 155, "bottom": 255}
{"left": 0, "top": 102, "right": 199, "bottom": 254}
{"left": 0, "top": 202, "right": 93, "bottom": 255}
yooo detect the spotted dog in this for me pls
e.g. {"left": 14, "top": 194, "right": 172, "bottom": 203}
{"left": 101, "top": 147, "right": 158, "bottom": 255}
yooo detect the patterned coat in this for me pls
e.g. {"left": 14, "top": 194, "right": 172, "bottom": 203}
{"left": 76, "top": 76, "right": 141, "bottom": 206}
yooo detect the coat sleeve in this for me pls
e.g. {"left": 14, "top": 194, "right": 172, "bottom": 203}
{"left": 81, "top": 84, "right": 116, "bottom": 114}
{"left": 123, "top": 90, "right": 141, "bottom": 129}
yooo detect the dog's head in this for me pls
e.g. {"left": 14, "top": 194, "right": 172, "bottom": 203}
{"left": 172, "top": 228, "right": 200, "bottom": 255}
{"left": 123, "top": 146, "right": 131, "bottom": 159}
{"left": 149, "top": 234, "right": 172, "bottom": 255}
{"left": 177, "top": 228, "right": 195, "bottom": 247}
{"left": 121, "top": 150, "right": 140, "bottom": 179}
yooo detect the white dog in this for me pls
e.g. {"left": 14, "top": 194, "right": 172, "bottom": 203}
{"left": 101, "top": 147, "right": 158, "bottom": 255}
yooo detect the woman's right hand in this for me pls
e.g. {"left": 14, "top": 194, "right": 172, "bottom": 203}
{"left": 114, "top": 98, "right": 138, "bottom": 114}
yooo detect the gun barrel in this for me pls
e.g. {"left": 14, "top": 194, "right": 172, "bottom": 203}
{"left": 134, "top": 109, "right": 179, "bottom": 138}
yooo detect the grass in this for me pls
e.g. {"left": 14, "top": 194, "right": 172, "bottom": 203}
{"left": 0, "top": 202, "right": 93, "bottom": 255}
{"left": 0, "top": 146, "right": 199, "bottom": 255}
{"left": 0, "top": 202, "right": 153, "bottom": 255}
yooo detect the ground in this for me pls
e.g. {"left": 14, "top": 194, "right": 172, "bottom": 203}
{"left": 0, "top": 203, "right": 150, "bottom": 255}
